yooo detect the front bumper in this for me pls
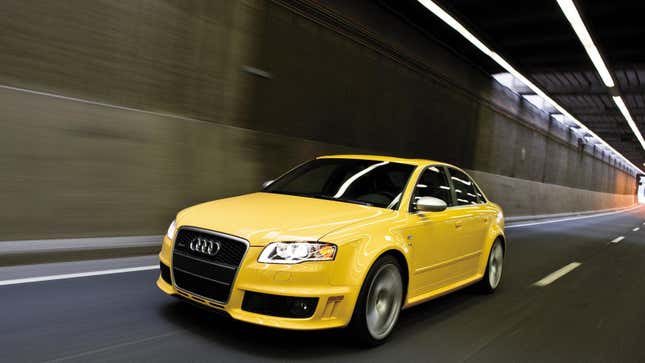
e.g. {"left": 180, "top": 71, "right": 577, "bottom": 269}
{"left": 157, "top": 236, "right": 358, "bottom": 330}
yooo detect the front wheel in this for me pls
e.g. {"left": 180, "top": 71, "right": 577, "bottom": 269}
{"left": 348, "top": 255, "right": 403, "bottom": 347}
{"left": 477, "top": 239, "right": 504, "bottom": 293}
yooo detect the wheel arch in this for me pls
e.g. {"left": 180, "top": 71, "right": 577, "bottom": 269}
{"left": 367, "top": 249, "right": 410, "bottom": 304}
{"left": 479, "top": 230, "right": 506, "bottom": 275}
{"left": 496, "top": 234, "right": 506, "bottom": 252}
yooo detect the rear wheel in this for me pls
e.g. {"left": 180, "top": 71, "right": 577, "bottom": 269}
{"left": 477, "top": 239, "right": 504, "bottom": 293}
{"left": 349, "top": 255, "right": 403, "bottom": 347}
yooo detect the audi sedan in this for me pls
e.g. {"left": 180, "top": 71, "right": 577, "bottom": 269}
{"left": 157, "top": 155, "right": 506, "bottom": 345}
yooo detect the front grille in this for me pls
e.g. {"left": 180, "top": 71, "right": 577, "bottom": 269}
{"left": 174, "top": 228, "right": 247, "bottom": 266}
{"left": 172, "top": 227, "right": 248, "bottom": 304}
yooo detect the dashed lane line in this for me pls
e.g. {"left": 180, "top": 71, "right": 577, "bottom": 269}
{"left": 611, "top": 236, "right": 625, "bottom": 244}
{"left": 533, "top": 262, "right": 582, "bottom": 287}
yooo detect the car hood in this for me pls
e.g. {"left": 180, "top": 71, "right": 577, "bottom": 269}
{"left": 176, "top": 192, "right": 391, "bottom": 246}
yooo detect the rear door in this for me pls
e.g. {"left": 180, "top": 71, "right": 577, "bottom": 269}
{"left": 446, "top": 168, "right": 490, "bottom": 276}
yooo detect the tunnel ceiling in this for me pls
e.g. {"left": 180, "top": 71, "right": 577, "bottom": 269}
{"left": 382, "top": 0, "right": 645, "bottom": 169}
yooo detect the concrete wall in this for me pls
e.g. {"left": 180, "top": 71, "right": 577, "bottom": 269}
{"left": 469, "top": 170, "right": 635, "bottom": 217}
{"left": 0, "top": 0, "right": 637, "bottom": 240}
{"left": 0, "top": 87, "right": 361, "bottom": 240}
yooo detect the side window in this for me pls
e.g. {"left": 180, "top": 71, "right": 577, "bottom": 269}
{"left": 449, "top": 168, "right": 479, "bottom": 206}
{"left": 473, "top": 183, "right": 486, "bottom": 204}
{"left": 412, "top": 166, "right": 453, "bottom": 207}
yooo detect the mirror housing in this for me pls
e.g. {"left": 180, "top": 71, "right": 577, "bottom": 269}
{"left": 262, "top": 180, "right": 274, "bottom": 189}
{"left": 414, "top": 196, "right": 448, "bottom": 212}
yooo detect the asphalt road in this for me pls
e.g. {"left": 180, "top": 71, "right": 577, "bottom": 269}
{"left": 1, "top": 207, "right": 645, "bottom": 362}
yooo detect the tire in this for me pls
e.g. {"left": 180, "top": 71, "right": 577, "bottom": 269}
{"left": 348, "top": 255, "right": 404, "bottom": 347}
{"left": 476, "top": 239, "right": 504, "bottom": 293}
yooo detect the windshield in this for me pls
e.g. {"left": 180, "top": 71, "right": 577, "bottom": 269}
{"left": 264, "top": 158, "right": 415, "bottom": 209}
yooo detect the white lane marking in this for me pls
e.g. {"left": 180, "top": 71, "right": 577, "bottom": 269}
{"left": 634, "top": 227, "right": 640, "bottom": 232}
{"left": 506, "top": 205, "right": 642, "bottom": 229}
{"left": 0, "top": 265, "right": 157, "bottom": 286}
{"left": 611, "top": 236, "right": 625, "bottom": 244}
{"left": 533, "top": 262, "right": 582, "bottom": 287}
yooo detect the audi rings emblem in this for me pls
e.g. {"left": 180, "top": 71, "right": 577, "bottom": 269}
{"left": 189, "top": 236, "right": 221, "bottom": 256}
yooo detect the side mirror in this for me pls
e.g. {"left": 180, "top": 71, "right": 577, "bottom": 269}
{"left": 414, "top": 197, "right": 448, "bottom": 212}
{"left": 262, "top": 180, "right": 274, "bottom": 189}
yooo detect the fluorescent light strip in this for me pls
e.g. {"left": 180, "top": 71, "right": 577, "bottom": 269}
{"left": 613, "top": 96, "right": 645, "bottom": 149}
{"left": 416, "top": 0, "right": 643, "bottom": 174}
{"left": 557, "top": 0, "right": 645, "bottom": 155}
{"left": 417, "top": 0, "right": 493, "bottom": 56}
{"left": 556, "top": 0, "right": 614, "bottom": 87}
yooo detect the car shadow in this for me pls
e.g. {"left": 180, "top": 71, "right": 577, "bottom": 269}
{"left": 158, "top": 286, "right": 488, "bottom": 360}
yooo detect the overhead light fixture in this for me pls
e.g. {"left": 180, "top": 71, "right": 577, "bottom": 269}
{"left": 613, "top": 96, "right": 645, "bottom": 149}
{"left": 416, "top": 0, "right": 643, "bottom": 174}
{"left": 416, "top": 0, "right": 493, "bottom": 56}
{"left": 556, "top": 0, "right": 645, "bottom": 153}
{"left": 556, "top": 0, "right": 614, "bottom": 87}
{"left": 551, "top": 114, "right": 566, "bottom": 123}
{"left": 523, "top": 95, "right": 546, "bottom": 109}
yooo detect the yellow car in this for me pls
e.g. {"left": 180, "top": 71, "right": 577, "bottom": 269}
{"left": 157, "top": 154, "right": 505, "bottom": 345}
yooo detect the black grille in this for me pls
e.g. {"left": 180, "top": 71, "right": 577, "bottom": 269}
{"left": 174, "top": 228, "right": 246, "bottom": 266}
{"left": 242, "top": 291, "right": 318, "bottom": 318}
{"left": 160, "top": 262, "right": 172, "bottom": 285}
{"left": 173, "top": 269, "right": 231, "bottom": 302}
{"left": 172, "top": 227, "right": 248, "bottom": 303}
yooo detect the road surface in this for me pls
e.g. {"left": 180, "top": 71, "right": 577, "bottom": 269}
{"left": 1, "top": 207, "right": 644, "bottom": 362}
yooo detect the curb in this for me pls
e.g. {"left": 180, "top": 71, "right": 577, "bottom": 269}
{"left": 0, "top": 235, "right": 161, "bottom": 267}
{"left": 505, "top": 205, "right": 637, "bottom": 223}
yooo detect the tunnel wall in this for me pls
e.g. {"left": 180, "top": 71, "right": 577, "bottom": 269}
{"left": 468, "top": 170, "right": 635, "bottom": 218}
{"left": 0, "top": 0, "right": 637, "bottom": 240}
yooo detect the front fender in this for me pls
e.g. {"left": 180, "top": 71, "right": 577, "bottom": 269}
{"left": 326, "top": 230, "right": 412, "bottom": 315}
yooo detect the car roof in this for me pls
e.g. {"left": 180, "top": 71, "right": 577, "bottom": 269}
{"left": 317, "top": 154, "right": 455, "bottom": 168}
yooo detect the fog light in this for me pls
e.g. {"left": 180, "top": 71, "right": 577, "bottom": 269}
{"left": 290, "top": 299, "right": 315, "bottom": 318}
{"left": 242, "top": 291, "right": 318, "bottom": 318}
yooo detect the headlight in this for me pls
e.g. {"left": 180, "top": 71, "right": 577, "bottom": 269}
{"left": 258, "top": 242, "right": 337, "bottom": 264}
{"left": 166, "top": 220, "right": 177, "bottom": 240}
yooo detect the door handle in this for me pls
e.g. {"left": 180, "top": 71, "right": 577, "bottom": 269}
{"left": 455, "top": 220, "right": 463, "bottom": 229}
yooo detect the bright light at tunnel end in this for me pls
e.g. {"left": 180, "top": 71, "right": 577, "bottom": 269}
{"left": 416, "top": 0, "right": 644, "bottom": 175}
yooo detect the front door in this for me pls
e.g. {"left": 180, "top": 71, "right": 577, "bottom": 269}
{"left": 404, "top": 166, "right": 465, "bottom": 296}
